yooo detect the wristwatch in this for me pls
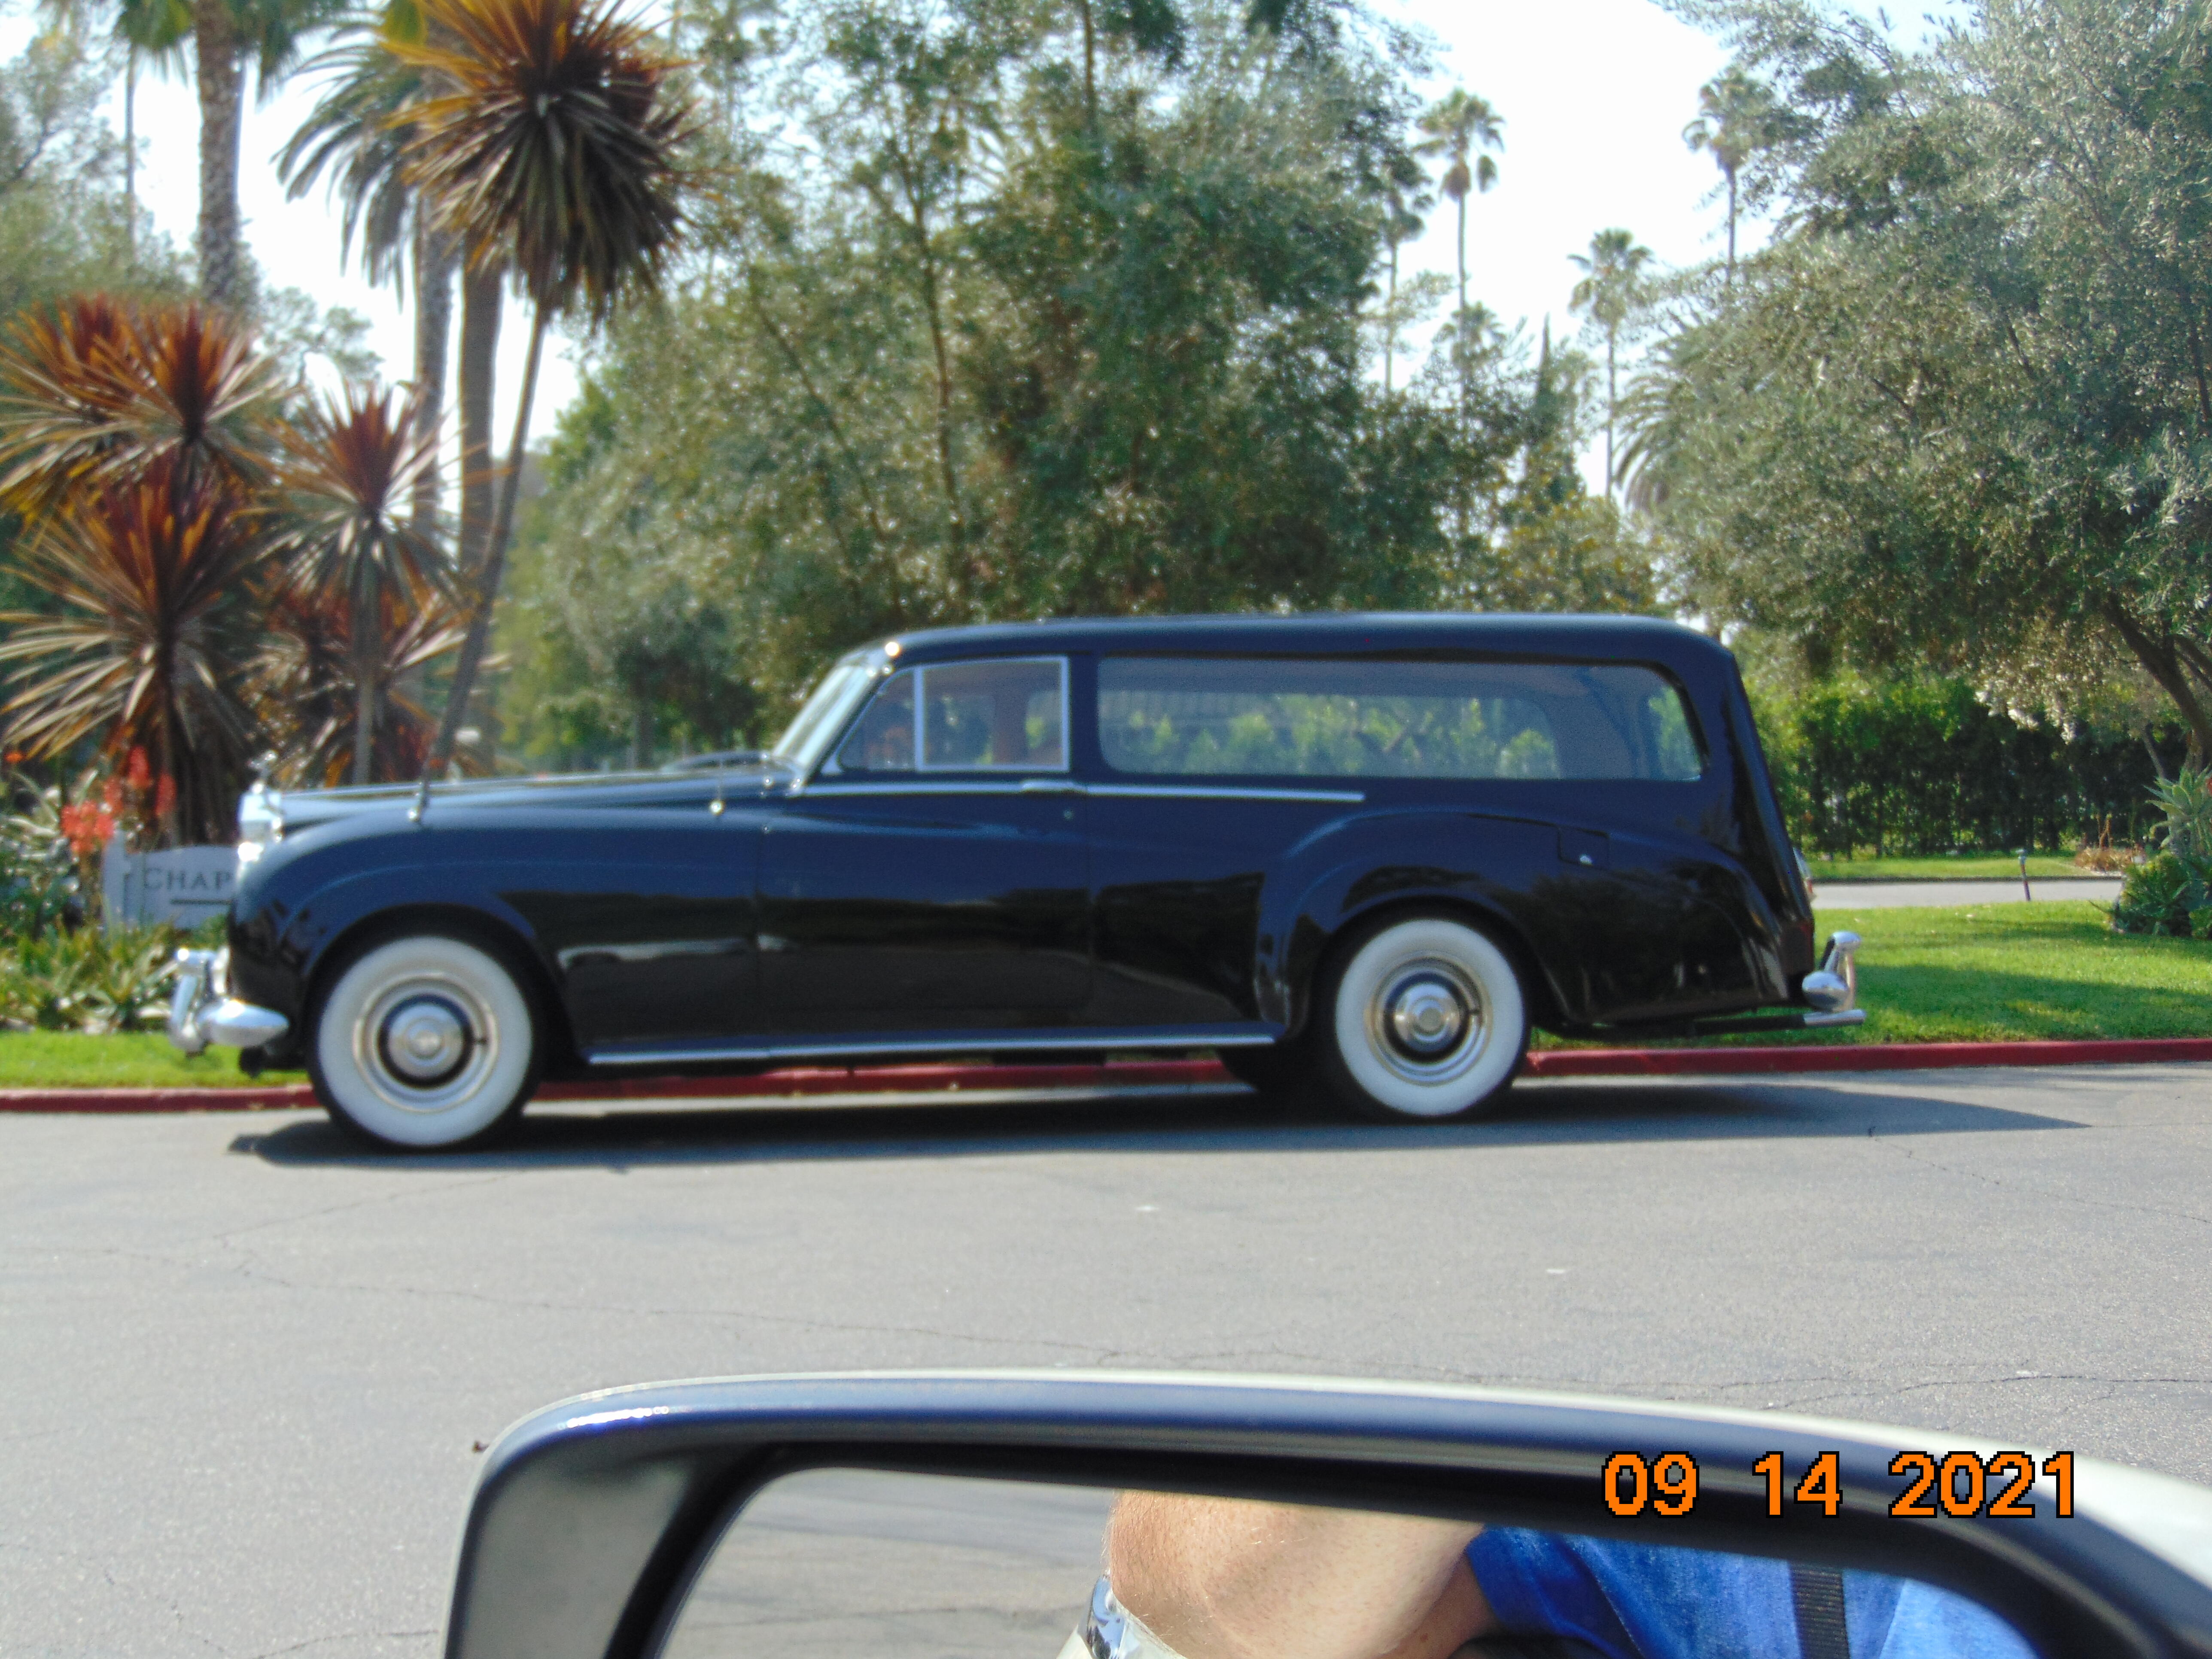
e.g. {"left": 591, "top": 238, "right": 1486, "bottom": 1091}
{"left": 1057, "top": 1575, "right": 1189, "bottom": 1659}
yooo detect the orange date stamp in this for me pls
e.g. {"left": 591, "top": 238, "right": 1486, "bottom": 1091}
{"left": 1601, "top": 1450, "right": 2075, "bottom": 1519}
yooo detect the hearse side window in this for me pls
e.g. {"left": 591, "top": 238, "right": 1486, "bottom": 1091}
{"left": 1096, "top": 657, "right": 1703, "bottom": 781}
{"left": 833, "top": 658, "right": 1069, "bottom": 774}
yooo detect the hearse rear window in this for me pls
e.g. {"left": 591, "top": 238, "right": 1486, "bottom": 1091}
{"left": 1096, "top": 657, "right": 1701, "bottom": 781}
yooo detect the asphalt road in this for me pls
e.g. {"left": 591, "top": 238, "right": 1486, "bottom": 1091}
{"left": 5, "top": 1064, "right": 2211, "bottom": 1657}
{"left": 1813, "top": 877, "right": 2122, "bottom": 907}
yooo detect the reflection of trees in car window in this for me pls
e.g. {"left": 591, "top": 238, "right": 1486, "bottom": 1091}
{"left": 1098, "top": 659, "right": 1698, "bottom": 781}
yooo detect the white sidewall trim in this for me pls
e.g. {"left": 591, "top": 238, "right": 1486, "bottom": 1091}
{"left": 314, "top": 935, "right": 536, "bottom": 1149}
{"left": 1331, "top": 917, "right": 1525, "bottom": 1118}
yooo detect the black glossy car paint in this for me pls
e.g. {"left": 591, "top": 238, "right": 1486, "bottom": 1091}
{"left": 228, "top": 615, "right": 1818, "bottom": 1076}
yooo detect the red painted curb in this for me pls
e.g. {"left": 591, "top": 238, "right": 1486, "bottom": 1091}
{"left": 5, "top": 1039, "right": 2209, "bottom": 1115}
{"left": 1519, "top": 1037, "right": 2212, "bottom": 1077}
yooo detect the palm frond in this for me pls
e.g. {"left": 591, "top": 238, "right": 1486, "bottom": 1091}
{"left": 396, "top": 0, "right": 694, "bottom": 321}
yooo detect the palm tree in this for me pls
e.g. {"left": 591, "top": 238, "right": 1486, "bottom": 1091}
{"left": 271, "top": 383, "right": 452, "bottom": 783}
{"left": 1568, "top": 228, "right": 1654, "bottom": 502}
{"left": 1415, "top": 89, "right": 1502, "bottom": 318}
{"left": 280, "top": 8, "right": 474, "bottom": 533}
{"left": 1380, "top": 174, "right": 1430, "bottom": 395}
{"left": 396, "top": 0, "right": 692, "bottom": 776}
{"left": 111, "top": 0, "right": 193, "bottom": 259}
{"left": 192, "top": 0, "right": 344, "bottom": 308}
{"left": 1683, "top": 65, "right": 1775, "bottom": 292}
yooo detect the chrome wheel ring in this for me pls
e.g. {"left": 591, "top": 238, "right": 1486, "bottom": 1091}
{"left": 355, "top": 972, "right": 499, "bottom": 1113}
{"left": 1366, "top": 957, "right": 1488, "bottom": 1084}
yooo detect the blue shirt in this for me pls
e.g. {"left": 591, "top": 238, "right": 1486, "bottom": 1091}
{"left": 1467, "top": 1530, "right": 2038, "bottom": 1659}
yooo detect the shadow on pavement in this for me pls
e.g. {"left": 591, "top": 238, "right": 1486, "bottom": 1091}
{"left": 225, "top": 1074, "right": 2085, "bottom": 1171}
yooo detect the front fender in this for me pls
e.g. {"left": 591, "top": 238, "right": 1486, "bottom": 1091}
{"left": 228, "top": 861, "right": 555, "bottom": 1031}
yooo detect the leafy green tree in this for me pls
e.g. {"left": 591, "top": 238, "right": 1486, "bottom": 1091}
{"left": 1415, "top": 87, "right": 1501, "bottom": 317}
{"left": 1636, "top": 0, "right": 2212, "bottom": 762}
{"left": 1567, "top": 227, "right": 1652, "bottom": 500}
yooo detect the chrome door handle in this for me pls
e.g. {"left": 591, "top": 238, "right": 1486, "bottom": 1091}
{"left": 1020, "top": 779, "right": 1087, "bottom": 794}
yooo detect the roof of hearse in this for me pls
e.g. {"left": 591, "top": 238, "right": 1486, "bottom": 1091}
{"left": 870, "top": 612, "right": 1731, "bottom": 673}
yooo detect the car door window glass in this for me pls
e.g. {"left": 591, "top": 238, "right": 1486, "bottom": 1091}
{"left": 832, "top": 670, "right": 917, "bottom": 773}
{"left": 922, "top": 658, "right": 1067, "bottom": 770}
{"left": 1098, "top": 656, "right": 1702, "bottom": 781}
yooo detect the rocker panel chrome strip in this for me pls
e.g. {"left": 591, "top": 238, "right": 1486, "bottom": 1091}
{"left": 587, "top": 1026, "right": 1278, "bottom": 1068}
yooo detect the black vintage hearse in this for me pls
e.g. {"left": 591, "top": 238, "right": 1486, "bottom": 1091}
{"left": 170, "top": 615, "right": 1861, "bottom": 1148}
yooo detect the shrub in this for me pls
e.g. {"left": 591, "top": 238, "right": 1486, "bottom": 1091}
{"left": 0, "top": 924, "right": 181, "bottom": 1032}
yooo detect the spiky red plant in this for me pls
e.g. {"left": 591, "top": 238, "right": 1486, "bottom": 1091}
{"left": 271, "top": 383, "right": 455, "bottom": 782}
{"left": 0, "top": 455, "right": 270, "bottom": 844}
{"left": 0, "top": 297, "right": 281, "bottom": 523}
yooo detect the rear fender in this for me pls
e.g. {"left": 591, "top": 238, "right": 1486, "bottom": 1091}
{"left": 1256, "top": 812, "right": 1567, "bottom": 1039}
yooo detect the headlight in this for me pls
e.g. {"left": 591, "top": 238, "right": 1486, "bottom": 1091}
{"left": 237, "top": 781, "right": 283, "bottom": 869}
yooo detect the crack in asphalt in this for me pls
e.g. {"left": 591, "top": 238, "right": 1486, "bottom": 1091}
{"left": 1864, "top": 1134, "right": 2212, "bottom": 1229}
{"left": 244, "top": 1629, "right": 440, "bottom": 1659}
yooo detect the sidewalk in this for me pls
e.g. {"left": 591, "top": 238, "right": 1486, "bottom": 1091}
{"left": 1814, "top": 877, "right": 2121, "bottom": 908}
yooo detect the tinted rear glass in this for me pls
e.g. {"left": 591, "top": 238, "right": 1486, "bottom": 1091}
{"left": 1097, "top": 657, "right": 1701, "bottom": 781}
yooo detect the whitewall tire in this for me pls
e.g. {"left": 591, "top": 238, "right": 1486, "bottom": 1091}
{"left": 1319, "top": 916, "right": 1527, "bottom": 1122}
{"left": 309, "top": 934, "right": 539, "bottom": 1150}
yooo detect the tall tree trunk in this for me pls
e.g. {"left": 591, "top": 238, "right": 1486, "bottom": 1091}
{"left": 1724, "top": 167, "right": 1737, "bottom": 293}
{"left": 456, "top": 263, "right": 502, "bottom": 569}
{"left": 124, "top": 49, "right": 137, "bottom": 263}
{"left": 1604, "top": 325, "right": 1617, "bottom": 502}
{"left": 1384, "top": 237, "right": 1398, "bottom": 394}
{"left": 429, "top": 306, "right": 547, "bottom": 779}
{"left": 192, "top": 0, "right": 243, "bottom": 310}
{"left": 1075, "top": 0, "right": 1095, "bottom": 120}
{"left": 411, "top": 224, "right": 457, "bottom": 529}
{"left": 352, "top": 573, "right": 378, "bottom": 786}
{"left": 1455, "top": 195, "right": 1467, "bottom": 315}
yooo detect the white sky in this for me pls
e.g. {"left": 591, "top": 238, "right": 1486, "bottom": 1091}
{"left": 101, "top": 0, "right": 1737, "bottom": 478}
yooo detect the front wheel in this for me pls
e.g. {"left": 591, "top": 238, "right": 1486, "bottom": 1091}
{"left": 1317, "top": 915, "right": 1527, "bottom": 1123}
{"left": 308, "top": 934, "right": 541, "bottom": 1150}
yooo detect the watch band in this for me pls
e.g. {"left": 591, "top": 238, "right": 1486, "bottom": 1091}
{"left": 1057, "top": 1575, "right": 1190, "bottom": 1659}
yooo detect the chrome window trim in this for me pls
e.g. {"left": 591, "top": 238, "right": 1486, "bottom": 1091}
{"left": 587, "top": 1025, "right": 1278, "bottom": 1068}
{"left": 795, "top": 780, "right": 1365, "bottom": 804}
{"left": 1086, "top": 782, "right": 1366, "bottom": 804}
{"left": 820, "top": 655, "right": 1071, "bottom": 780}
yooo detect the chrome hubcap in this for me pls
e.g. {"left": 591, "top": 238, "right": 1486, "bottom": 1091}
{"left": 353, "top": 971, "right": 499, "bottom": 1113}
{"left": 379, "top": 995, "right": 472, "bottom": 1084}
{"left": 1364, "top": 956, "right": 1487, "bottom": 1084}
{"left": 1386, "top": 976, "right": 1467, "bottom": 1056}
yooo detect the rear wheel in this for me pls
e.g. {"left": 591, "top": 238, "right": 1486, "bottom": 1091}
{"left": 308, "top": 934, "right": 540, "bottom": 1151}
{"left": 1316, "top": 915, "right": 1527, "bottom": 1123}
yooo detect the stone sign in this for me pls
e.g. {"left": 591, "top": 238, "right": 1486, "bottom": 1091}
{"left": 102, "top": 837, "right": 236, "bottom": 929}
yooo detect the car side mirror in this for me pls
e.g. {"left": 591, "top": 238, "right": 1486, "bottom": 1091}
{"left": 443, "top": 1374, "right": 2212, "bottom": 1659}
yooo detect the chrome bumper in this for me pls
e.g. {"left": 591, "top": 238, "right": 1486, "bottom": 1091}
{"left": 1800, "top": 930, "right": 1863, "bottom": 1026}
{"left": 167, "top": 949, "right": 289, "bottom": 1053}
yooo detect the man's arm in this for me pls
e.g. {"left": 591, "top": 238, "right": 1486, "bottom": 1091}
{"left": 1103, "top": 1493, "right": 1494, "bottom": 1659}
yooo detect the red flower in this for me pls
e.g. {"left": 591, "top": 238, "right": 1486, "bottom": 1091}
{"left": 155, "top": 774, "right": 176, "bottom": 818}
{"left": 125, "top": 747, "right": 151, "bottom": 789}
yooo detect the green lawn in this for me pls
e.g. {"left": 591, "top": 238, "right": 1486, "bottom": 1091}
{"left": 1540, "top": 899, "right": 2212, "bottom": 1048}
{"left": 0, "top": 1031, "right": 306, "bottom": 1090}
{"left": 1808, "top": 852, "right": 2096, "bottom": 882}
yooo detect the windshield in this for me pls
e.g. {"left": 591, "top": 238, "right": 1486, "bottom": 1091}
{"left": 769, "top": 654, "right": 885, "bottom": 771}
